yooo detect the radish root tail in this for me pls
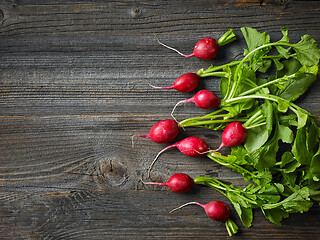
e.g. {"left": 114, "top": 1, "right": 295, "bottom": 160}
{"left": 211, "top": 143, "right": 224, "bottom": 152}
{"left": 171, "top": 100, "right": 184, "bottom": 125}
{"left": 131, "top": 135, "right": 136, "bottom": 148}
{"left": 169, "top": 202, "right": 204, "bottom": 213}
{"left": 128, "top": 80, "right": 169, "bottom": 89}
{"left": 180, "top": 148, "right": 213, "bottom": 156}
{"left": 155, "top": 35, "right": 193, "bottom": 58}
{"left": 147, "top": 145, "right": 174, "bottom": 179}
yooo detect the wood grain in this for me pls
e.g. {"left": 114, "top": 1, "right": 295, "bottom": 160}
{"left": 0, "top": 0, "right": 320, "bottom": 239}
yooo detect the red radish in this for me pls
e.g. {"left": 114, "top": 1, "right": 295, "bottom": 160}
{"left": 157, "top": 37, "right": 219, "bottom": 60}
{"left": 147, "top": 136, "right": 209, "bottom": 178}
{"left": 172, "top": 73, "right": 200, "bottom": 93}
{"left": 138, "top": 73, "right": 200, "bottom": 93}
{"left": 144, "top": 173, "right": 194, "bottom": 193}
{"left": 170, "top": 200, "right": 230, "bottom": 221}
{"left": 212, "top": 121, "right": 247, "bottom": 152}
{"left": 132, "top": 119, "right": 180, "bottom": 146}
{"left": 190, "top": 90, "right": 220, "bottom": 109}
{"left": 171, "top": 90, "right": 220, "bottom": 120}
{"left": 170, "top": 200, "right": 239, "bottom": 236}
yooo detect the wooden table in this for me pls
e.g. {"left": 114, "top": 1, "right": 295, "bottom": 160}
{"left": 1, "top": 1, "right": 320, "bottom": 239}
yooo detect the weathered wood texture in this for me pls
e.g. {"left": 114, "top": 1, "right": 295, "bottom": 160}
{"left": 0, "top": 0, "right": 320, "bottom": 239}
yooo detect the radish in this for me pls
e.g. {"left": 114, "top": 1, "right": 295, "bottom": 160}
{"left": 144, "top": 173, "right": 194, "bottom": 193}
{"left": 147, "top": 136, "right": 209, "bottom": 178}
{"left": 170, "top": 200, "right": 238, "bottom": 236}
{"left": 132, "top": 119, "right": 180, "bottom": 145}
{"left": 144, "top": 122, "right": 247, "bottom": 175}
{"left": 212, "top": 121, "right": 247, "bottom": 152}
{"left": 157, "top": 37, "right": 219, "bottom": 61}
{"left": 170, "top": 200, "right": 230, "bottom": 221}
{"left": 171, "top": 90, "right": 220, "bottom": 120}
{"left": 138, "top": 73, "right": 200, "bottom": 93}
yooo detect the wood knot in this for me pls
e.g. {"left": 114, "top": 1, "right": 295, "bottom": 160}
{"left": 260, "top": 0, "right": 289, "bottom": 7}
{"left": 98, "top": 158, "right": 129, "bottom": 188}
{"left": 0, "top": 9, "right": 4, "bottom": 25}
{"left": 130, "top": 6, "right": 142, "bottom": 18}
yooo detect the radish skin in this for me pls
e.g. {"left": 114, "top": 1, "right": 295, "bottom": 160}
{"left": 156, "top": 36, "right": 219, "bottom": 61}
{"left": 170, "top": 200, "right": 230, "bottom": 221}
{"left": 171, "top": 90, "right": 220, "bottom": 121}
{"left": 135, "top": 73, "right": 200, "bottom": 93}
{"left": 147, "top": 137, "right": 209, "bottom": 178}
{"left": 132, "top": 119, "right": 180, "bottom": 146}
{"left": 144, "top": 173, "right": 194, "bottom": 193}
{"left": 212, "top": 121, "right": 247, "bottom": 152}
{"left": 170, "top": 200, "right": 238, "bottom": 236}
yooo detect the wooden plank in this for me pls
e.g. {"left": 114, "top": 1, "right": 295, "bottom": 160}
{"left": 1, "top": 1, "right": 320, "bottom": 116}
{"left": 0, "top": 0, "right": 320, "bottom": 239}
{"left": 0, "top": 114, "right": 241, "bottom": 192}
{"left": 0, "top": 189, "right": 319, "bottom": 240}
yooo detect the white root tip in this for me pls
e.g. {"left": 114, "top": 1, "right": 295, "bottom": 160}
{"left": 211, "top": 143, "right": 224, "bottom": 152}
{"left": 140, "top": 178, "right": 146, "bottom": 185}
{"left": 131, "top": 135, "right": 136, "bottom": 148}
{"left": 147, "top": 146, "right": 173, "bottom": 179}
{"left": 127, "top": 80, "right": 165, "bottom": 89}
{"left": 155, "top": 35, "right": 191, "bottom": 58}
{"left": 169, "top": 202, "right": 201, "bottom": 214}
{"left": 171, "top": 100, "right": 185, "bottom": 125}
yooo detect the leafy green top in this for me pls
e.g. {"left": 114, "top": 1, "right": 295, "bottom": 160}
{"left": 180, "top": 27, "right": 320, "bottom": 228}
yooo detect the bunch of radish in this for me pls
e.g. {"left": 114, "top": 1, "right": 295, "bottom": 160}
{"left": 143, "top": 173, "right": 238, "bottom": 236}
{"left": 132, "top": 30, "right": 242, "bottom": 236}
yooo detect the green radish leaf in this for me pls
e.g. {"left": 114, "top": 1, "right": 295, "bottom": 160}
{"left": 278, "top": 188, "right": 313, "bottom": 213}
{"left": 292, "top": 125, "right": 309, "bottom": 165}
{"left": 277, "top": 124, "right": 294, "bottom": 144}
{"left": 279, "top": 152, "right": 301, "bottom": 175}
{"left": 274, "top": 183, "right": 285, "bottom": 194}
{"left": 221, "top": 65, "right": 258, "bottom": 116}
{"left": 275, "top": 46, "right": 291, "bottom": 59}
{"left": 273, "top": 58, "right": 285, "bottom": 70}
{"left": 275, "top": 29, "right": 291, "bottom": 58}
{"left": 263, "top": 187, "right": 313, "bottom": 213}
{"left": 230, "top": 145, "right": 250, "bottom": 165}
{"left": 262, "top": 208, "right": 289, "bottom": 225}
{"left": 292, "top": 118, "right": 317, "bottom": 165}
{"left": 248, "top": 108, "right": 293, "bottom": 170}
{"left": 310, "top": 146, "right": 320, "bottom": 181}
{"left": 284, "top": 161, "right": 302, "bottom": 174}
{"left": 280, "top": 152, "right": 295, "bottom": 168}
{"left": 232, "top": 203, "right": 253, "bottom": 228}
{"left": 279, "top": 27, "right": 290, "bottom": 43}
{"left": 307, "top": 119, "right": 320, "bottom": 153}
{"left": 279, "top": 114, "right": 298, "bottom": 127}
{"left": 241, "top": 27, "right": 272, "bottom": 73}
{"left": 252, "top": 170, "right": 273, "bottom": 186}
{"left": 263, "top": 101, "right": 274, "bottom": 135}
{"left": 257, "top": 184, "right": 281, "bottom": 203}
{"left": 220, "top": 65, "right": 233, "bottom": 98}
{"left": 273, "top": 27, "right": 290, "bottom": 59}
{"left": 292, "top": 34, "right": 320, "bottom": 66}
{"left": 255, "top": 59, "right": 272, "bottom": 73}
{"left": 281, "top": 171, "right": 299, "bottom": 192}
{"left": 241, "top": 27, "right": 270, "bottom": 53}
{"left": 277, "top": 99, "right": 290, "bottom": 113}
{"left": 296, "top": 110, "right": 308, "bottom": 129}
{"left": 274, "top": 59, "right": 318, "bottom": 102}
{"left": 244, "top": 125, "right": 269, "bottom": 153}
{"left": 249, "top": 138, "right": 278, "bottom": 170}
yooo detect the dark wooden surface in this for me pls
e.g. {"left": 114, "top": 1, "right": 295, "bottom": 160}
{"left": 1, "top": 0, "right": 320, "bottom": 239}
